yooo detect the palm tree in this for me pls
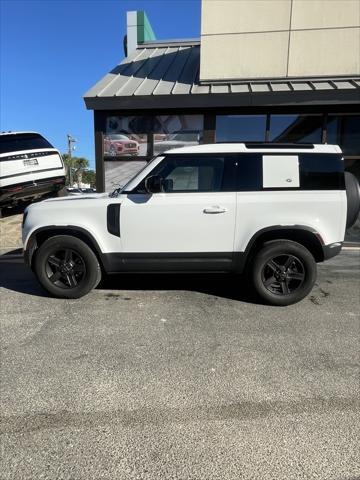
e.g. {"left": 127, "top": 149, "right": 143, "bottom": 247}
{"left": 62, "top": 154, "right": 89, "bottom": 187}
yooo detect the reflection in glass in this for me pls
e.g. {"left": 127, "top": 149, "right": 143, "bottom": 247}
{"left": 104, "top": 134, "right": 140, "bottom": 157}
{"left": 104, "top": 160, "right": 147, "bottom": 192}
{"left": 105, "top": 116, "right": 149, "bottom": 157}
{"left": 216, "top": 115, "right": 266, "bottom": 142}
{"left": 153, "top": 115, "right": 204, "bottom": 155}
{"left": 270, "top": 115, "right": 322, "bottom": 143}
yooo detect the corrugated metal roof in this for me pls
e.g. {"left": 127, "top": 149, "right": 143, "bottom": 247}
{"left": 84, "top": 40, "right": 360, "bottom": 110}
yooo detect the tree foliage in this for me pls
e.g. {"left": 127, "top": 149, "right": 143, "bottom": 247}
{"left": 62, "top": 154, "right": 96, "bottom": 187}
{"left": 81, "top": 169, "right": 96, "bottom": 187}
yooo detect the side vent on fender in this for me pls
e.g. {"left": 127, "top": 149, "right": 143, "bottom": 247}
{"left": 107, "top": 204, "right": 120, "bottom": 237}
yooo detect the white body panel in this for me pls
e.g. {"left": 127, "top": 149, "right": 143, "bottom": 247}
{"left": 22, "top": 195, "right": 121, "bottom": 253}
{"left": 120, "top": 192, "right": 236, "bottom": 252}
{"left": 262, "top": 155, "right": 300, "bottom": 188}
{"left": 163, "top": 143, "right": 342, "bottom": 155}
{"left": 235, "top": 190, "right": 347, "bottom": 250}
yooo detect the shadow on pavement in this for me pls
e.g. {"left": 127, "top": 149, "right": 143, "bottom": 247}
{"left": 99, "top": 271, "right": 255, "bottom": 303}
{"left": 0, "top": 257, "right": 255, "bottom": 303}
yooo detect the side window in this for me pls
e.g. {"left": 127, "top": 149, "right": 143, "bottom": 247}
{"left": 135, "top": 155, "right": 237, "bottom": 193}
{"left": 236, "top": 154, "right": 262, "bottom": 191}
{"left": 164, "top": 158, "right": 224, "bottom": 192}
{"left": 299, "top": 154, "right": 345, "bottom": 190}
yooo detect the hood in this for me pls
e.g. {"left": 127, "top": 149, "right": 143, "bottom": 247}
{"left": 42, "top": 192, "right": 109, "bottom": 203}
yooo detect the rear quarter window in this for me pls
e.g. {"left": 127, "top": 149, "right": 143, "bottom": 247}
{"left": 299, "top": 154, "right": 345, "bottom": 190}
{"left": 235, "top": 152, "right": 344, "bottom": 191}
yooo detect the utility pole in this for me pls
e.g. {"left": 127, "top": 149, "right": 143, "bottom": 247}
{"left": 67, "top": 134, "right": 77, "bottom": 187}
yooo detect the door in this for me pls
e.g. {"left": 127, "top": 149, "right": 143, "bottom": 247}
{"left": 119, "top": 154, "right": 237, "bottom": 270}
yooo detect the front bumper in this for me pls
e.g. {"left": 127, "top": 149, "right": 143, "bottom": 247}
{"left": 322, "top": 242, "right": 343, "bottom": 260}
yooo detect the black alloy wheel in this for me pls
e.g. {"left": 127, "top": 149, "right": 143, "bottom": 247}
{"left": 45, "top": 248, "right": 86, "bottom": 289}
{"left": 34, "top": 235, "right": 101, "bottom": 298}
{"left": 261, "top": 254, "right": 305, "bottom": 296}
{"left": 251, "top": 240, "right": 317, "bottom": 306}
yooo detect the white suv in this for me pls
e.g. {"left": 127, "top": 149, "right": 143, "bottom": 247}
{"left": 0, "top": 131, "right": 65, "bottom": 215}
{"left": 22, "top": 143, "right": 360, "bottom": 306}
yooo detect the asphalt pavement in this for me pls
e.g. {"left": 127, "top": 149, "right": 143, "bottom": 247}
{"left": 0, "top": 251, "right": 359, "bottom": 480}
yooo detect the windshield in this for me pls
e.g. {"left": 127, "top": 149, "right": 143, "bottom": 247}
{"left": 0, "top": 133, "right": 53, "bottom": 154}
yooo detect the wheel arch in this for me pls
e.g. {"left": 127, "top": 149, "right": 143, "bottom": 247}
{"left": 242, "top": 225, "right": 325, "bottom": 270}
{"left": 26, "top": 226, "right": 104, "bottom": 270}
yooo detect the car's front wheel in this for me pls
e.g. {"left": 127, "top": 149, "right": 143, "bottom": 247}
{"left": 250, "top": 240, "right": 317, "bottom": 306}
{"left": 34, "top": 235, "right": 101, "bottom": 298}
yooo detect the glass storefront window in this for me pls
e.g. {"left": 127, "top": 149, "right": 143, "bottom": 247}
{"left": 104, "top": 116, "right": 150, "bottom": 158}
{"left": 216, "top": 115, "right": 266, "bottom": 142}
{"left": 153, "top": 115, "right": 204, "bottom": 155}
{"left": 270, "top": 114, "right": 323, "bottom": 143}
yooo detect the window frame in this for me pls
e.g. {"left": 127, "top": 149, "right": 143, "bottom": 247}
{"left": 129, "top": 153, "right": 238, "bottom": 194}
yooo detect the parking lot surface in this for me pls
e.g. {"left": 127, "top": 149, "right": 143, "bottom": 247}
{"left": 0, "top": 251, "right": 359, "bottom": 480}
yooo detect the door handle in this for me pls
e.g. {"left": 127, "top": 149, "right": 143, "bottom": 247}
{"left": 203, "top": 206, "right": 227, "bottom": 214}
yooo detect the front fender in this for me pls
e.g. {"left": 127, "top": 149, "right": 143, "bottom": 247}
{"left": 23, "top": 225, "right": 105, "bottom": 268}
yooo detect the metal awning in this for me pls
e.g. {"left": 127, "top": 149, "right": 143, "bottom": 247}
{"left": 84, "top": 40, "right": 360, "bottom": 110}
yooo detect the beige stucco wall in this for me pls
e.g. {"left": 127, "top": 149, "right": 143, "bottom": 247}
{"left": 200, "top": 0, "right": 360, "bottom": 81}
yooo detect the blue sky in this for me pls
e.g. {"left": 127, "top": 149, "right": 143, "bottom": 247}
{"left": 0, "top": 0, "right": 201, "bottom": 168}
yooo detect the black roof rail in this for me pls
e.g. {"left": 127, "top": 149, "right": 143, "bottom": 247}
{"left": 244, "top": 142, "right": 315, "bottom": 149}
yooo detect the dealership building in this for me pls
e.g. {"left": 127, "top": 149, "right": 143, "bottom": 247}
{"left": 84, "top": 0, "right": 360, "bottom": 196}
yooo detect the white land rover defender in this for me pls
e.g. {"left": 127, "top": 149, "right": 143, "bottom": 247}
{"left": 22, "top": 143, "right": 360, "bottom": 306}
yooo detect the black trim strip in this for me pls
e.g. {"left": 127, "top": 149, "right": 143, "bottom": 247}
{"left": 244, "top": 143, "right": 315, "bottom": 149}
{"left": 0, "top": 166, "right": 64, "bottom": 180}
{"left": 322, "top": 243, "right": 343, "bottom": 260}
{"left": 101, "top": 252, "right": 234, "bottom": 273}
{"left": 0, "top": 150, "right": 58, "bottom": 161}
{"left": 107, "top": 204, "right": 121, "bottom": 237}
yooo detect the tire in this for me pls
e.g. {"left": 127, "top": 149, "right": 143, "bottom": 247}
{"left": 345, "top": 172, "right": 360, "bottom": 228}
{"left": 34, "top": 235, "right": 101, "bottom": 299}
{"left": 250, "top": 240, "right": 317, "bottom": 306}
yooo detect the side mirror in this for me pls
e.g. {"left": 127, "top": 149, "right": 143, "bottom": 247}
{"left": 145, "top": 175, "right": 163, "bottom": 193}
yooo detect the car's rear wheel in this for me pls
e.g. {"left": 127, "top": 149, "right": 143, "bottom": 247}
{"left": 34, "top": 235, "right": 101, "bottom": 298}
{"left": 251, "top": 240, "right": 317, "bottom": 306}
